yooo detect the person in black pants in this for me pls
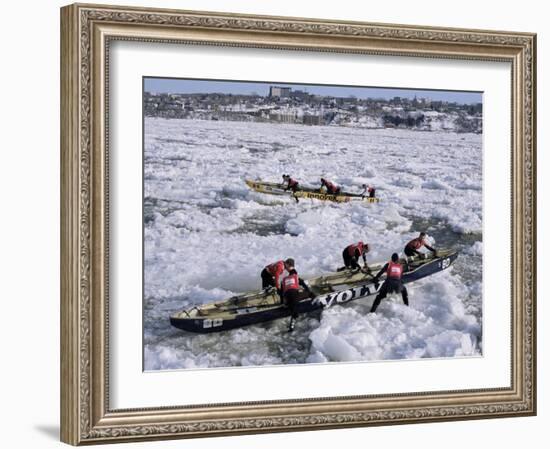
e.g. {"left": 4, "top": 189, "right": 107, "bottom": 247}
{"left": 370, "top": 253, "right": 409, "bottom": 313}
{"left": 368, "top": 185, "right": 376, "bottom": 198}
{"left": 282, "top": 174, "right": 300, "bottom": 203}
{"left": 342, "top": 241, "right": 370, "bottom": 271}
{"left": 280, "top": 258, "right": 314, "bottom": 332}
{"left": 282, "top": 174, "right": 299, "bottom": 192}
{"left": 261, "top": 259, "right": 286, "bottom": 291}
{"left": 361, "top": 184, "right": 376, "bottom": 198}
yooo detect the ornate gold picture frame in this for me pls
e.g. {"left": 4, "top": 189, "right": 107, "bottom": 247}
{"left": 61, "top": 3, "right": 536, "bottom": 445}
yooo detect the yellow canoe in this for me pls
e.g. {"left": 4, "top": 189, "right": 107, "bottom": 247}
{"left": 245, "top": 179, "right": 380, "bottom": 204}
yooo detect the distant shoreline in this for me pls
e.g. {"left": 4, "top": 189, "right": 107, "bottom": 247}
{"left": 144, "top": 114, "right": 482, "bottom": 134}
{"left": 144, "top": 91, "right": 482, "bottom": 134}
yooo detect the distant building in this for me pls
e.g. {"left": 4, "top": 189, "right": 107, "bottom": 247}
{"left": 269, "top": 86, "right": 291, "bottom": 98}
{"left": 303, "top": 114, "right": 324, "bottom": 126}
{"left": 290, "top": 90, "right": 309, "bottom": 100}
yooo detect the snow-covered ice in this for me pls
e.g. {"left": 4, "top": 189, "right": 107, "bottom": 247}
{"left": 143, "top": 118, "right": 483, "bottom": 370}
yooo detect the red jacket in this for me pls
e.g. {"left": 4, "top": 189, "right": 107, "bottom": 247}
{"left": 266, "top": 260, "right": 285, "bottom": 289}
{"left": 287, "top": 178, "right": 298, "bottom": 188}
{"left": 322, "top": 179, "right": 339, "bottom": 193}
{"left": 281, "top": 272, "right": 300, "bottom": 292}
{"left": 386, "top": 261, "right": 403, "bottom": 279}
{"left": 406, "top": 237, "right": 425, "bottom": 251}
{"left": 406, "top": 237, "right": 435, "bottom": 253}
{"left": 346, "top": 242, "right": 365, "bottom": 258}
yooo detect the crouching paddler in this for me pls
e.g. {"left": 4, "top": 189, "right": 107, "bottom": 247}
{"left": 320, "top": 178, "right": 341, "bottom": 195}
{"left": 261, "top": 259, "right": 286, "bottom": 291}
{"left": 342, "top": 240, "right": 371, "bottom": 272}
{"left": 404, "top": 232, "right": 437, "bottom": 258}
{"left": 361, "top": 184, "right": 376, "bottom": 199}
{"left": 282, "top": 174, "right": 300, "bottom": 203}
{"left": 370, "top": 253, "right": 409, "bottom": 313}
{"left": 281, "top": 258, "right": 314, "bottom": 332}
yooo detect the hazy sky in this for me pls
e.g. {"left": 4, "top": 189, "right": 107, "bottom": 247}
{"left": 144, "top": 77, "right": 482, "bottom": 104}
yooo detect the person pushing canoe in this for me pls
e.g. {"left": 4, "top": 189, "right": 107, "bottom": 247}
{"left": 404, "top": 232, "right": 437, "bottom": 258}
{"left": 282, "top": 174, "right": 299, "bottom": 192}
{"left": 342, "top": 241, "right": 371, "bottom": 272}
{"left": 282, "top": 174, "right": 300, "bottom": 203}
{"left": 370, "top": 252, "right": 409, "bottom": 313}
{"left": 320, "top": 178, "right": 341, "bottom": 195}
{"left": 261, "top": 259, "right": 286, "bottom": 291}
{"left": 281, "top": 258, "right": 313, "bottom": 332}
{"left": 361, "top": 184, "right": 376, "bottom": 198}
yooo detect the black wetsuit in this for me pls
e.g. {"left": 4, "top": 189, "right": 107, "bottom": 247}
{"left": 404, "top": 246, "right": 417, "bottom": 257}
{"left": 370, "top": 262, "right": 408, "bottom": 313}
{"left": 261, "top": 268, "right": 275, "bottom": 289}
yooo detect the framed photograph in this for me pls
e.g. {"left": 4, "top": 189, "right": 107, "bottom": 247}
{"left": 60, "top": 3, "right": 536, "bottom": 445}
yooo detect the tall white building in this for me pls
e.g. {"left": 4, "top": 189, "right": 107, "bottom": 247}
{"left": 269, "top": 86, "right": 291, "bottom": 98}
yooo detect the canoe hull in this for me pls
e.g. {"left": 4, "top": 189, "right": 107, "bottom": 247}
{"left": 170, "top": 306, "right": 291, "bottom": 333}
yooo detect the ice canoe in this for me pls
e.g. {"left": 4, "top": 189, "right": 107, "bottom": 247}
{"left": 245, "top": 179, "right": 380, "bottom": 203}
{"left": 170, "top": 249, "right": 458, "bottom": 333}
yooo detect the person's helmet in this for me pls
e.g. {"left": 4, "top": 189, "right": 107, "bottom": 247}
{"left": 321, "top": 178, "right": 326, "bottom": 183}
{"left": 364, "top": 243, "right": 370, "bottom": 252}
{"left": 419, "top": 231, "right": 427, "bottom": 238}
{"left": 391, "top": 253, "right": 399, "bottom": 262}
{"left": 284, "top": 258, "right": 295, "bottom": 267}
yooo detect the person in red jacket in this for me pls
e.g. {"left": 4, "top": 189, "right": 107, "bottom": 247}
{"left": 404, "top": 232, "right": 436, "bottom": 258}
{"left": 342, "top": 241, "right": 370, "bottom": 271}
{"left": 367, "top": 185, "right": 376, "bottom": 198}
{"left": 281, "top": 258, "right": 313, "bottom": 332}
{"left": 282, "top": 174, "right": 299, "bottom": 192}
{"left": 320, "top": 178, "right": 341, "bottom": 195}
{"left": 261, "top": 259, "right": 286, "bottom": 291}
{"left": 361, "top": 184, "right": 376, "bottom": 198}
{"left": 369, "top": 253, "right": 409, "bottom": 313}
{"left": 282, "top": 174, "right": 300, "bottom": 203}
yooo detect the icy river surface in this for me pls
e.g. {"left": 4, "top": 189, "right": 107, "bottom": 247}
{"left": 143, "top": 118, "right": 483, "bottom": 370}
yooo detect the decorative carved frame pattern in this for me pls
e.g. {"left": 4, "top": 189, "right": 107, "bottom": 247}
{"left": 60, "top": 3, "right": 536, "bottom": 445}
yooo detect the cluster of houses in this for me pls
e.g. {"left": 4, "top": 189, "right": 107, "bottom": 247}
{"left": 144, "top": 86, "right": 482, "bottom": 133}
